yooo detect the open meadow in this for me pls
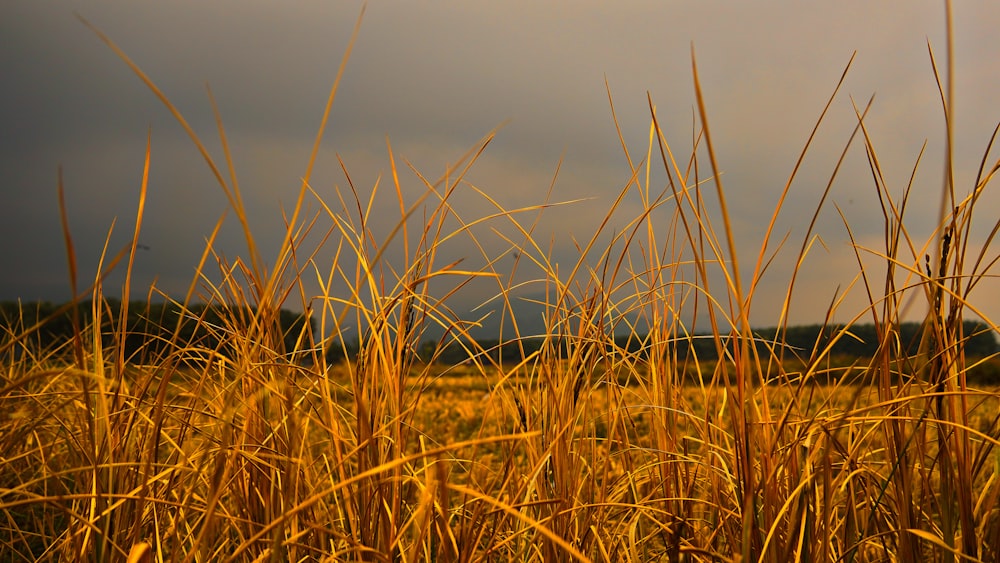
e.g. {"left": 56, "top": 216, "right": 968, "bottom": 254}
{"left": 3, "top": 5, "right": 1000, "bottom": 563}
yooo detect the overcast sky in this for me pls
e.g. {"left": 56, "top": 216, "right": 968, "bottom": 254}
{"left": 3, "top": 1, "right": 1000, "bottom": 335}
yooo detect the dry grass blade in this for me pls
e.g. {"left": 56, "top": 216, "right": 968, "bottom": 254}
{"left": 4, "top": 3, "right": 1000, "bottom": 562}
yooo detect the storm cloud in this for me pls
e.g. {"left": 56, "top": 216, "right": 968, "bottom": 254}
{"left": 3, "top": 1, "right": 999, "bottom": 332}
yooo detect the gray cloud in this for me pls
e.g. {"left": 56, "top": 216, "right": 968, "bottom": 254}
{"left": 3, "top": 0, "right": 999, "bottom": 330}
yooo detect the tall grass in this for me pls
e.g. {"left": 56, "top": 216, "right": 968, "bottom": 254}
{"left": 3, "top": 4, "right": 1000, "bottom": 562}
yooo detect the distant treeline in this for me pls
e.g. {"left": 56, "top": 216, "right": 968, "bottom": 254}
{"left": 4, "top": 300, "right": 996, "bottom": 371}
{"left": 1, "top": 299, "right": 314, "bottom": 361}
{"left": 627, "top": 321, "right": 999, "bottom": 361}
{"left": 409, "top": 320, "right": 998, "bottom": 366}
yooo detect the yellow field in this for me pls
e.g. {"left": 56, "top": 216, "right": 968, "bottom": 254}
{"left": 4, "top": 5, "right": 1000, "bottom": 561}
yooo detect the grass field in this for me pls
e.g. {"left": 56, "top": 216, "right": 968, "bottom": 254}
{"left": 3, "top": 5, "right": 1000, "bottom": 562}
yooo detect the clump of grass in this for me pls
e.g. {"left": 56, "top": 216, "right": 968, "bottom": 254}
{"left": 3, "top": 3, "right": 1000, "bottom": 561}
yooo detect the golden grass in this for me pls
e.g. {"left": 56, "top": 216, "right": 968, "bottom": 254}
{"left": 3, "top": 3, "right": 1000, "bottom": 561}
